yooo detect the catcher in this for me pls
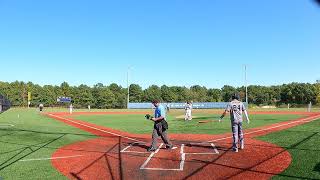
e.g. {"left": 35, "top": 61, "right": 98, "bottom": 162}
{"left": 219, "top": 93, "right": 250, "bottom": 152}
{"left": 146, "top": 100, "right": 176, "bottom": 152}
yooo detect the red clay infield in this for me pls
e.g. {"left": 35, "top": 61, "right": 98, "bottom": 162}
{"left": 45, "top": 111, "right": 320, "bottom": 180}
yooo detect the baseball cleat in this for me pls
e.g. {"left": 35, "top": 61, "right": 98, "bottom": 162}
{"left": 147, "top": 147, "right": 156, "bottom": 152}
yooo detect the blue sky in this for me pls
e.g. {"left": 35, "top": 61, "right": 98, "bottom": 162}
{"left": 0, "top": 0, "right": 319, "bottom": 89}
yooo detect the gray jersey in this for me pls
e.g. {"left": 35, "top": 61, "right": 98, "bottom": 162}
{"left": 226, "top": 100, "right": 246, "bottom": 123}
{"left": 185, "top": 104, "right": 192, "bottom": 110}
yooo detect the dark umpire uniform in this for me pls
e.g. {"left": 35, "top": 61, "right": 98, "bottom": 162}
{"left": 148, "top": 100, "right": 173, "bottom": 152}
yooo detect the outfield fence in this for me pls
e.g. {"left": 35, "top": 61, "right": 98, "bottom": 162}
{"left": 128, "top": 102, "right": 247, "bottom": 109}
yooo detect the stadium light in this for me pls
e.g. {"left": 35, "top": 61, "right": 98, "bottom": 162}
{"left": 244, "top": 64, "right": 248, "bottom": 104}
{"left": 127, "top": 66, "right": 132, "bottom": 109}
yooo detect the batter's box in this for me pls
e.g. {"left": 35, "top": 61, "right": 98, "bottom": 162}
{"left": 184, "top": 143, "right": 219, "bottom": 155}
{"left": 121, "top": 142, "right": 150, "bottom": 154}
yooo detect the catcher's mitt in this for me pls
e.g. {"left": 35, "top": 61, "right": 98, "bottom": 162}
{"left": 145, "top": 114, "right": 153, "bottom": 120}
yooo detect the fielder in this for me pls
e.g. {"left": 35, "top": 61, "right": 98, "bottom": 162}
{"left": 39, "top": 104, "right": 44, "bottom": 112}
{"left": 69, "top": 104, "right": 73, "bottom": 114}
{"left": 147, "top": 100, "right": 176, "bottom": 152}
{"left": 219, "top": 93, "right": 250, "bottom": 152}
{"left": 184, "top": 101, "right": 192, "bottom": 121}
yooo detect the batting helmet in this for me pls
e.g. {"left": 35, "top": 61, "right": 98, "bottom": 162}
{"left": 231, "top": 93, "right": 240, "bottom": 100}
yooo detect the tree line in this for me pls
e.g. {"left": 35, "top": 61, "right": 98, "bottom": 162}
{"left": 0, "top": 81, "right": 320, "bottom": 108}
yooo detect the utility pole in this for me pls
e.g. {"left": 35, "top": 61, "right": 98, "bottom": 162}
{"left": 127, "top": 67, "right": 131, "bottom": 109}
{"left": 244, "top": 65, "right": 248, "bottom": 104}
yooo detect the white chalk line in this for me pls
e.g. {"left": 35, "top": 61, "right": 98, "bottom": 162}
{"left": 19, "top": 155, "right": 84, "bottom": 162}
{"left": 120, "top": 142, "right": 150, "bottom": 154}
{"left": 48, "top": 114, "right": 145, "bottom": 144}
{"left": 0, "top": 124, "right": 15, "bottom": 127}
{"left": 207, "top": 115, "right": 320, "bottom": 143}
{"left": 184, "top": 143, "right": 219, "bottom": 155}
{"left": 140, "top": 143, "right": 219, "bottom": 171}
{"left": 140, "top": 143, "right": 164, "bottom": 169}
{"left": 180, "top": 144, "right": 186, "bottom": 170}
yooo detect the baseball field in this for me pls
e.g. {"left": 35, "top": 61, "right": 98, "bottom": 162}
{"left": 0, "top": 108, "right": 320, "bottom": 180}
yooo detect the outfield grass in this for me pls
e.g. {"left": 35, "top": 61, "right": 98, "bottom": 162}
{"left": 72, "top": 112, "right": 303, "bottom": 135}
{"left": 257, "top": 118, "right": 320, "bottom": 179}
{"left": 0, "top": 108, "right": 94, "bottom": 180}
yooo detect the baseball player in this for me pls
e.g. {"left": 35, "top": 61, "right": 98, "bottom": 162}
{"left": 69, "top": 104, "right": 73, "bottom": 114}
{"left": 184, "top": 101, "right": 192, "bottom": 121}
{"left": 219, "top": 93, "right": 250, "bottom": 152}
{"left": 39, "top": 104, "right": 44, "bottom": 112}
{"left": 147, "top": 100, "right": 176, "bottom": 152}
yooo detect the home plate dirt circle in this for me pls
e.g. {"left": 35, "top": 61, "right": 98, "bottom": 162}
{"left": 47, "top": 112, "right": 320, "bottom": 180}
{"left": 51, "top": 137, "right": 291, "bottom": 180}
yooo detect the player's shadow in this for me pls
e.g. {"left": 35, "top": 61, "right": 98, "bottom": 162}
{"left": 131, "top": 143, "right": 149, "bottom": 150}
{"left": 314, "top": 162, "right": 320, "bottom": 174}
{"left": 0, "top": 134, "right": 66, "bottom": 171}
{"left": 185, "top": 143, "right": 228, "bottom": 151}
{"left": 70, "top": 140, "right": 120, "bottom": 180}
{"left": 183, "top": 132, "right": 319, "bottom": 180}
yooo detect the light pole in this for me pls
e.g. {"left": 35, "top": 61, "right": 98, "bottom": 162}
{"left": 127, "top": 67, "right": 131, "bottom": 109}
{"left": 244, "top": 65, "right": 248, "bottom": 104}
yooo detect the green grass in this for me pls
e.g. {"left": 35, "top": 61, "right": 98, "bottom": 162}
{"left": 72, "top": 112, "right": 303, "bottom": 135}
{"left": 257, "top": 119, "right": 320, "bottom": 179}
{"left": 0, "top": 108, "right": 316, "bottom": 179}
{"left": 0, "top": 108, "right": 95, "bottom": 180}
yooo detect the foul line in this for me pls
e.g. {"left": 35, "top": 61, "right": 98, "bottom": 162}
{"left": 19, "top": 155, "right": 84, "bottom": 162}
{"left": 48, "top": 114, "right": 145, "bottom": 144}
{"left": 207, "top": 114, "right": 320, "bottom": 143}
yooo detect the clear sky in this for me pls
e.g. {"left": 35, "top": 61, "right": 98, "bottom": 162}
{"left": 0, "top": 0, "right": 319, "bottom": 89}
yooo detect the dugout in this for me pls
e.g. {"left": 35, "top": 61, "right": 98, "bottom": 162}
{"left": 0, "top": 94, "right": 11, "bottom": 113}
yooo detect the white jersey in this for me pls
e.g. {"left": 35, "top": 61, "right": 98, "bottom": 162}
{"left": 226, "top": 100, "right": 246, "bottom": 123}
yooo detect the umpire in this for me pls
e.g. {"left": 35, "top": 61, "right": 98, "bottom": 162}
{"left": 147, "top": 100, "right": 175, "bottom": 152}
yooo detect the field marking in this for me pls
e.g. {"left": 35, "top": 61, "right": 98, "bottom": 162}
{"left": 0, "top": 124, "right": 15, "bottom": 127}
{"left": 184, "top": 143, "right": 219, "bottom": 155}
{"left": 48, "top": 113, "right": 145, "bottom": 144}
{"left": 140, "top": 143, "right": 184, "bottom": 171}
{"left": 212, "top": 143, "right": 219, "bottom": 154}
{"left": 19, "top": 155, "right": 84, "bottom": 162}
{"left": 120, "top": 143, "right": 150, "bottom": 154}
{"left": 207, "top": 114, "right": 320, "bottom": 143}
{"left": 180, "top": 144, "right": 185, "bottom": 170}
{"left": 140, "top": 143, "right": 164, "bottom": 169}
{"left": 139, "top": 143, "right": 219, "bottom": 171}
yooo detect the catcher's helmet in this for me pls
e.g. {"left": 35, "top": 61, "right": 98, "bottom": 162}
{"left": 231, "top": 93, "right": 240, "bottom": 100}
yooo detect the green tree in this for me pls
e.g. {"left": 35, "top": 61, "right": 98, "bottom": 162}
{"left": 161, "top": 85, "right": 177, "bottom": 102}
{"left": 74, "top": 84, "right": 94, "bottom": 108}
{"left": 109, "top": 83, "right": 126, "bottom": 108}
{"left": 190, "top": 85, "right": 207, "bottom": 102}
{"left": 92, "top": 84, "right": 115, "bottom": 109}
{"left": 143, "top": 85, "right": 162, "bottom": 102}
{"left": 206, "top": 88, "right": 221, "bottom": 102}
{"left": 221, "top": 85, "right": 236, "bottom": 102}
{"left": 129, "top": 84, "right": 143, "bottom": 102}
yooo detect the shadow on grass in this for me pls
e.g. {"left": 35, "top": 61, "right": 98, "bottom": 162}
{"left": 0, "top": 134, "right": 66, "bottom": 171}
{"left": 314, "top": 162, "right": 320, "bottom": 174}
